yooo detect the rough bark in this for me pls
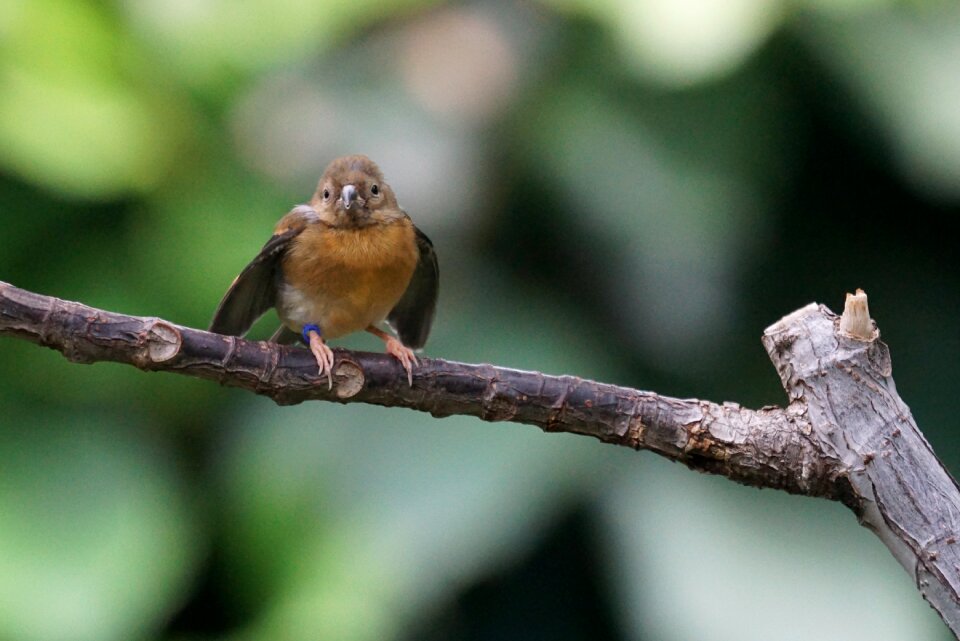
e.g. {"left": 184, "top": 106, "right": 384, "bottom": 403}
{"left": 1, "top": 279, "right": 958, "bottom": 635}
{"left": 763, "top": 296, "right": 960, "bottom": 634}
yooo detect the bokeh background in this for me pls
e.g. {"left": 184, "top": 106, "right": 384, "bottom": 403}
{"left": 2, "top": 0, "right": 959, "bottom": 639}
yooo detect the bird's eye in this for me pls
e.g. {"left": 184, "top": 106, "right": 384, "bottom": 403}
{"left": 371, "top": 184, "right": 380, "bottom": 196}
{"left": 322, "top": 188, "right": 331, "bottom": 201}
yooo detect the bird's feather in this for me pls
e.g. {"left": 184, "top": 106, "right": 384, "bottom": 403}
{"left": 387, "top": 226, "right": 438, "bottom": 349}
{"left": 208, "top": 227, "right": 303, "bottom": 337}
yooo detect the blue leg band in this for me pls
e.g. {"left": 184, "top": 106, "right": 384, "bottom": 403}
{"left": 301, "top": 323, "right": 322, "bottom": 345}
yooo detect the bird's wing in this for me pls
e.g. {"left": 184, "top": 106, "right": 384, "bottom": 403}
{"left": 388, "top": 225, "right": 439, "bottom": 349}
{"left": 208, "top": 206, "right": 317, "bottom": 337}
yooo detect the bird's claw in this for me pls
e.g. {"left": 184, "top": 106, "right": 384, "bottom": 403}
{"left": 308, "top": 330, "right": 336, "bottom": 389}
{"left": 385, "top": 336, "right": 418, "bottom": 386}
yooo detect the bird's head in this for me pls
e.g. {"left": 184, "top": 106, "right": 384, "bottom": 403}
{"left": 311, "top": 155, "right": 403, "bottom": 227}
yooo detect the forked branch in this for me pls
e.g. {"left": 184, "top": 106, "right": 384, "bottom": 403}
{"left": 1, "top": 280, "right": 958, "bottom": 636}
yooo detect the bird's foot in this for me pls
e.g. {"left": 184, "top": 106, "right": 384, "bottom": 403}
{"left": 384, "top": 336, "right": 418, "bottom": 387}
{"left": 307, "top": 330, "right": 335, "bottom": 389}
{"left": 365, "top": 325, "right": 418, "bottom": 386}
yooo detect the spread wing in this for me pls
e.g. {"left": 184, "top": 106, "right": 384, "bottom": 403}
{"left": 209, "top": 206, "right": 317, "bottom": 337}
{"left": 388, "top": 226, "right": 438, "bottom": 349}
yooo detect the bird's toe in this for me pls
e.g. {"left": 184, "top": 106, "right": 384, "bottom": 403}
{"left": 385, "top": 337, "right": 417, "bottom": 386}
{"left": 308, "top": 331, "right": 336, "bottom": 389}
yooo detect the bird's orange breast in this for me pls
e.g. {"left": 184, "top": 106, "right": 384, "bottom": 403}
{"left": 277, "top": 219, "right": 418, "bottom": 339}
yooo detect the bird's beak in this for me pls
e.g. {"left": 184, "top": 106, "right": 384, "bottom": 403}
{"left": 341, "top": 184, "right": 358, "bottom": 210}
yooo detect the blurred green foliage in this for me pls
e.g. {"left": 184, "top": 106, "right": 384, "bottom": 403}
{"left": 1, "top": 1, "right": 958, "bottom": 640}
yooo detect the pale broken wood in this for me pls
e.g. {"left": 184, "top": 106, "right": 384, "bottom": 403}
{"left": 1, "top": 280, "right": 959, "bottom": 636}
{"left": 839, "top": 287, "right": 875, "bottom": 340}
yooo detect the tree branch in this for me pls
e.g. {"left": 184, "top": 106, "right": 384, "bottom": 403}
{"left": 2, "top": 280, "right": 959, "bottom": 635}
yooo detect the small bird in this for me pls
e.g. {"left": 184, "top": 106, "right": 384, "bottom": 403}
{"left": 209, "top": 155, "right": 438, "bottom": 387}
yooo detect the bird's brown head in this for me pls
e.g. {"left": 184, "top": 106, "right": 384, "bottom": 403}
{"left": 310, "top": 155, "right": 403, "bottom": 227}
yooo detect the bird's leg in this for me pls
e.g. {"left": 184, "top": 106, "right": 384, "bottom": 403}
{"left": 366, "top": 325, "right": 418, "bottom": 386}
{"left": 302, "top": 324, "right": 335, "bottom": 389}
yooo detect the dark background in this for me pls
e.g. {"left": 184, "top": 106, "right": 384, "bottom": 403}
{"left": 1, "top": 1, "right": 958, "bottom": 640}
